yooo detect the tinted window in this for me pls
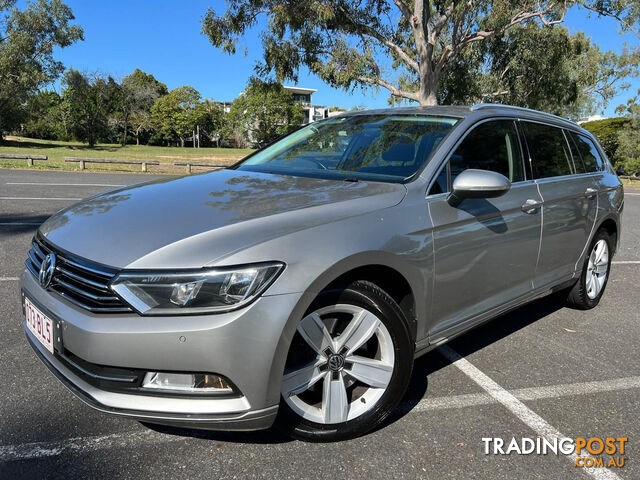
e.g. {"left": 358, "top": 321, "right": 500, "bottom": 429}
{"left": 430, "top": 164, "right": 449, "bottom": 195}
{"left": 569, "top": 132, "right": 604, "bottom": 172}
{"left": 238, "top": 115, "right": 458, "bottom": 183}
{"left": 565, "top": 131, "right": 585, "bottom": 173}
{"left": 449, "top": 120, "right": 524, "bottom": 184}
{"left": 523, "top": 122, "right": 573, "bottom": 178}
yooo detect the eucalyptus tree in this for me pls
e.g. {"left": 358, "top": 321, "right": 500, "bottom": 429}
{"left": 202, "top": 0, "right": 639, "bottom": 108}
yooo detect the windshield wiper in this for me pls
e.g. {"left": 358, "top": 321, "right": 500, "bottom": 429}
{"left": 343, "top": 177, "right": 360, "bottom": 182}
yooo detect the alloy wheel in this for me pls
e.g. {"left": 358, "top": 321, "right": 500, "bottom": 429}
{"left": 586, "top": 239, "right": 609, "bottom": 299}
{"left": 282, "top": 304, "right": 395, "bottom": 425}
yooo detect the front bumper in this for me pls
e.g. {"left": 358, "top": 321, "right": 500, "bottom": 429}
{"left": 21, "top": 270, "right": 303, "bottom": 431}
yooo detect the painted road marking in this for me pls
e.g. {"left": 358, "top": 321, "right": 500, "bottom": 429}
{"left": 412, "top": 375, "right": 640, "bottom": 412}
{"left": 0, "top": 430, "right": 177, "bottom": 462}
{"left": 437, "top": 345, "right": 621, "bottom": 480}
{"left": 624, "top": 192, "right": 640, "bottom": 196}
{"left": 6, "top": 182, "right": 124, "bottom": 187}
{"left": 0, "top": 197, "right": 80, "bottom": 201}
{"left": 0, "top": 277, "right": 19, "bottom": 281}
{"left": 612, "top": 260, "right": 640, "bottom": 264}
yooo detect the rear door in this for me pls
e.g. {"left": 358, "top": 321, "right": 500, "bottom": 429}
{"left": 426, "top": 119, "right": 543, "bottom": 338}
{"left": 521, "top": 122, "right": 599, "bottom": 288}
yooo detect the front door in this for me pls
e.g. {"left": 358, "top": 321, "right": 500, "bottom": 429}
{"left": 426, "top": 119, "right": 542, "bottom": 339}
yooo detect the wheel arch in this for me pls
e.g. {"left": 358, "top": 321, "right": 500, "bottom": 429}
{"left": 264, "top": 252, "right": 424, "bottom": 406}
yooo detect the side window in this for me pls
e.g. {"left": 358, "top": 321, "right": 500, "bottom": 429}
{"left": 565, "top": 130, "right": 586, "bottom": 174}
{"left": 570, "top": 132, "right": 604, "bottom": 172}
{"left": 429, "top": 164, "right": 449, "bottom": 195}
{"left": 522, "top": 122, "right": 574, "bottom": 178}
{"left": 449, "top": 120, "right": 524, "bottom": 185}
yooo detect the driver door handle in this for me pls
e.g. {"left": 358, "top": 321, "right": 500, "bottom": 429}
{"left": 585, "top": 187, "right": 598, "bottom": 198}
{"left": 521, "top": 199, "right": 542, "bottom": 214}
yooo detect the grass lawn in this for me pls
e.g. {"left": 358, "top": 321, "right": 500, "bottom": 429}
{"left": 0, "top": 136, "right": 254, "bottom": 174}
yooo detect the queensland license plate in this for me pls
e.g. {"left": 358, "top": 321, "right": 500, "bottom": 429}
{"left": 25, "top": 297, "right": 54, "bottom": 354}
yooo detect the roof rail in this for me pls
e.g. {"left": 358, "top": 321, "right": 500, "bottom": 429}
{"left": 470, "top": 103, "right": 579, "bottom": 127}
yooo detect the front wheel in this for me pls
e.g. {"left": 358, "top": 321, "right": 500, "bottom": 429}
{"left": 277, "top": 280, "right": 413, "bottom": 442}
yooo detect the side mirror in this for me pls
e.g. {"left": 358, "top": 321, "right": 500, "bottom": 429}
{"left": 447, "top": 169, "right": 511, "bottom": 208}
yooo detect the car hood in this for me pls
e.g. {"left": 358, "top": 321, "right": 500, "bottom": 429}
{"left": 40, "top": 169, "right": 407, "bottom": 268}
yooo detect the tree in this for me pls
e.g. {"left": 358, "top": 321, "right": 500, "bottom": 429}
{"left": 0, "top": 0, "right": 83, "bottom": 140}
{"left": 442, "top": 25, "right": 640, "bottom": 118}
{"left": 151, "top": 86, "right": 206, "bottom": 147}
{"left": 116, "top": 69, "right": 168, "bottom": 146}
{"left": 581, "top": 117, "right": 630, "bottom": 167}
{"left": 202, "top": 0, "right": 639, "bottom": 107}
{"left": 615, "top": 91, "right": 640, "bottom": 175}
{"left": 63, "top": 69, "right": 119, "bottom": 147}
{"left": 226, "top": 78, "right": 304, "bottom": 147}
{"left": 199, "top": 99, "right": 226, "bottom": 147}
{"left": 22, "top": 90, "right": 64, "bottom": 140}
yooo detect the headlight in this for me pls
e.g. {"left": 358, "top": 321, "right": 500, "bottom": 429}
{"left": 110, "top": 262, "right": 284, "bottom": 315}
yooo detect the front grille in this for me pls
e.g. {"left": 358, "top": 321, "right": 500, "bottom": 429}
{"left": 25, "top": 235, "right": 131, "bottom": 313}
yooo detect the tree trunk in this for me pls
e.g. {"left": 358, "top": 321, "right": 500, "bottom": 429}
{"left": 122, "top": 123, "right": 128, "bottom": 146}
{"left": 418, "top": 58, "right": 440, "bottom": 106}
{"left": 180, "top": 137, "right": 185, "bottom": 148}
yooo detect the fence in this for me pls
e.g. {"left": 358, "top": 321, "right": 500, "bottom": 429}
{"left": 64, "top": 157, "right": 160, "bottom": 172}
{"left": 0, "top": 153, "right": 48, "bottom": 166}
{"left": 173, "top": 161, "right": 231, "bottom": 173}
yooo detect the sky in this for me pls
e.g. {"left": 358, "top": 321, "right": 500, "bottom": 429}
{"left": 42, "top": 0, "right": 640, "bottom": 117}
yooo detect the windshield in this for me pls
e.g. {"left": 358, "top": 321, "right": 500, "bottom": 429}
{"left": 236, "top": 114, "right": 459, "bottom": 183}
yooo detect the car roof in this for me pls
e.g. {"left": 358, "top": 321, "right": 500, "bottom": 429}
{"left": 337, "top": 104, "right": 582, "bottom": 132}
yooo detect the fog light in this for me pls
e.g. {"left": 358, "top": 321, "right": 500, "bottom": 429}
{"left": 142, "top": 372, "right": 233, "bottom": 393}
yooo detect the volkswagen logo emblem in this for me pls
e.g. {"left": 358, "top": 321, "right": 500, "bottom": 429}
{"left": 39, "top": 253, "right": 56, "bottom": 289}
{"left": 327, "top": 354, "right": 345, "bottom": 372}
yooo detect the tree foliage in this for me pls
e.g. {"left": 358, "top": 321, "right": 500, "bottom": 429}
{"left": 581, "top": 117, "right": 630, "bottom": 167}
{"left": 614, "top": 91, "right": 640, "bottom": 175}
{"left": 151, "top": 86, "right": 208, "bottom": 147}
{"left": 226, "top": 78, "right": 304, "bottom": 147}
{"left": 0, "top": 0, "right": 83, "bottom": 138}
{"left": 63, "top": 69, "right": 120, "bottom": 147}
{"left": 203, "top": 0, "right": 640, "bottom": 111}
{"left": 117, "top": 69, "right": 168, "bottom": 145}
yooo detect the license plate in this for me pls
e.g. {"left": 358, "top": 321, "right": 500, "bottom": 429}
{"left": 25, "top": 297, "right": 54, "bottom": 354}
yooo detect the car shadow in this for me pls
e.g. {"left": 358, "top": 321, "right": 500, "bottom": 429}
{"left": 0, "top": 213, "right": 48, "bottom": 236}
{"left": 375, "top": 291, "right": 568, "bottom": 431}
{"left": 141, "top": 292, "right": 568, "bottom": 443}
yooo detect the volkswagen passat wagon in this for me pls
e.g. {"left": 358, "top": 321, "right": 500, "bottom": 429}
{"left": 22, "top": 104, "right": 623, "bottom": 441}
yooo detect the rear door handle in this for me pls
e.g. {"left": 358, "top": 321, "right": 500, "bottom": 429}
{"left": 585, "top": 187, "right": 598, "bottom": 198}
{"left": 521, "top": 199, "right": 542, "bottom": 214}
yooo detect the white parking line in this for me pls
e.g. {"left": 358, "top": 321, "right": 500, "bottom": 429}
{"left": 0, "top": 277, "right": 19, "bottom": 281}
{"left": 612, "top": 261, "right": 640, "bottom": 264}
{"left": 437, "top": 345, "right": 621, "bottom": 480}
{"left": 0, "top": 430, "right": 177, "bottom": 462}
{"left": 6, "top": 182, "right": 124, "bottom": 187}
{"left": 624, "top": 192, "right": 640, "bottom": 196}
{"left": 0, "top": 197, "right": 80, "bottom": 201}
{"left": 412, "top": 375, "right": 640, "bottom": 412}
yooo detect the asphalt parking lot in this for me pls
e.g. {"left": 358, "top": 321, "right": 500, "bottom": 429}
{"left": 1, "top": 168, "right": 639, "bottom": 480}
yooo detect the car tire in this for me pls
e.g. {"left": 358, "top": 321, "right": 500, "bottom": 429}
{"left": 276, "top": 280, "right": 414, "bottom": 442}
{"left": 565, "top": 228, "right": 613, "bottom": 310}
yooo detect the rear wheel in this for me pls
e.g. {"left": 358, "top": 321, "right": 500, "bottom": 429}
{"left": 277, "top": 280, "right": 413, "bottom": 442}
{"left": 566, "top": 228, "right": 612, "bottom": 309}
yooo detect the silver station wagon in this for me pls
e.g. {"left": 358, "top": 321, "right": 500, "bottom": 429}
{"left": 22, "top": 104, "right": 623, "bottom": 441}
